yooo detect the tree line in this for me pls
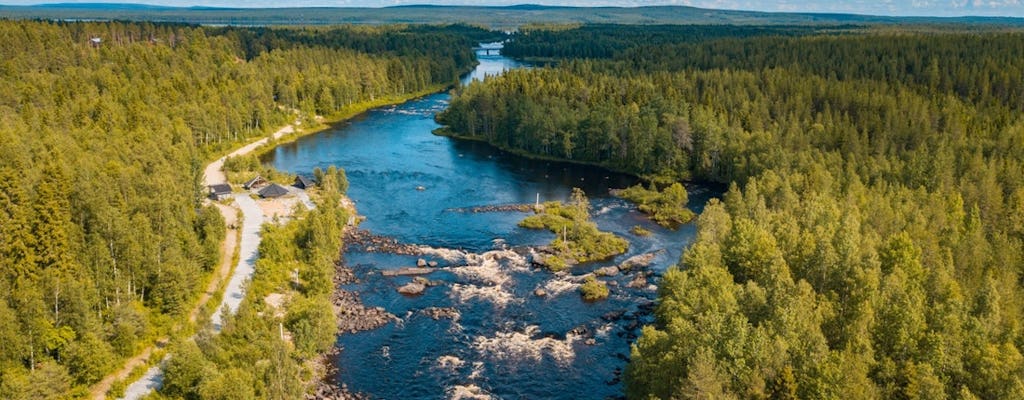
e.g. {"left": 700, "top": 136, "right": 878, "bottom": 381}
{"left": 437, "top": 25, "right": 1024, "bottom": 399}
{"left": 0, "top": 20, "right": 484, "bottom": 398}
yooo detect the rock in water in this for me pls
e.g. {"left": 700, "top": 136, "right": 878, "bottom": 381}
{"left": 397, "top": 282, "right": 426, "bottom": 295}
{"left": 595, "top": 266, "right": 620, "bottom": 277}
{"left": 618, "top": 251, "right": 661, "bottom": 271}
{"left": 627, "top": 274, "right": 648, "bottom": 289}
{"left": 428, "top": 261, "right": 438, "bottom": 267}
{"left": 534, "top": 288, "right": 548, "bottom": 297}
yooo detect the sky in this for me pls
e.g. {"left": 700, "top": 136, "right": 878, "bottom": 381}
{"left": 4, "top": 0, "right": 1024, "bottom": 17}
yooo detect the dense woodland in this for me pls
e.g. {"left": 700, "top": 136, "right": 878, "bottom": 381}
{"left": 0, "top": 20, "right": 482, "bottom": 398}
{"left": 438, "top": 25, "right": 1024, "bottom": 399}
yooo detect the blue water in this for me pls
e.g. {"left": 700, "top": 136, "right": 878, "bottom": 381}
{"left": 264, "top": 47, "right": 718, "bottom": 400}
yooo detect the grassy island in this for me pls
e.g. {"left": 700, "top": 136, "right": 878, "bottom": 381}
{"left": 617, "top": 183, "right": 695, "bottom": 228}
{"left": 519, "top": 188, "right": 628, "bottom": 270}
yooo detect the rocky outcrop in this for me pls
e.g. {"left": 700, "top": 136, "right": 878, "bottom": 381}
{"left": 447, "top": 204, "right": 534, "bottom": 213}
{"left": 397, "top": 281, "right": 426, "bottom": 295}
{"left": 618, "top": 250, "right": 663, "bottom": 271}
{"left": 381, "top": 267, "right": 436, "bottom": 277}
{"left": 422, "top": 307, "right": 460, "bottom": 320}
{"left": 344, "top": 228, "right": 422, "bottom": 255}
{"left": 595, "top": 266, "right": 620, "bottom": 277}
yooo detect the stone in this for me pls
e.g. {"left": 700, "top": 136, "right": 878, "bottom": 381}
{"left": 416, "top": 258, "right": 427, "bottom": 267}
{"left": 397, "top": 282, "right": 426, "bottom": 295}
{"left": 534, "top": 288, "right": 547, "bottom": 297}
{"left": 595, "top": 266, "right": 620, "bottom": 277}
{"left": 626, "top": 275, "right": 648, "bottom": 288}
{"left": 381, "top": 267, "right": 434, "bottom": 277}
{"left": 427, "top": 261, "right": 438, "bottom": 267}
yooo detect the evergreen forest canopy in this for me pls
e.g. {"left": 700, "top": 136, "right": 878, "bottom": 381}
{"left": 437, "top": 25, "right": 1024, "bottom": 399}
{"left": 0, "top": 20, "right": 485, "bottom": 398}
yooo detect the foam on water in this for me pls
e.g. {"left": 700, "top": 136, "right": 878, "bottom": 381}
{"left": 472, "top": 325, "right": 579, "bottom": 365}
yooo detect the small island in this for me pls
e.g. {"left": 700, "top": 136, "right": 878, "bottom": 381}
{"left": 519, "top": 188, "right": 628, "bottom": 271}
{"left": 616, "top": 182, "right": 694, "bottom": 228}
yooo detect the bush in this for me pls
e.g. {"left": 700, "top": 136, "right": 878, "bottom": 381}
{"left": 580, "top": 276, "right": 609, "bottom": 301}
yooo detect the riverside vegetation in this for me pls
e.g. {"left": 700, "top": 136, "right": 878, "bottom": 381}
{"left": 437, "top": 24, "right": 1024, "bottom": 399}
{"left": 159, "top": 168, "right": 350, "bottom": 400}
{"left": 0, "top": 20, "right": 487, "bottom": 399}
{"left": 519, "top": 188, "right": 629, "bottom": 270}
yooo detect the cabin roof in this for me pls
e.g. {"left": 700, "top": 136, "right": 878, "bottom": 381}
{"left": 209, "top": 183, "right": 232, "bottom": 195}
{"left": 258, "top": 183, "right": 290, "bottom": 198}
{"left": 294, "top": 175, "right": 314, "bottom": 188}
{"left": 244, "top": 175, "right": 267, "bottom": 189}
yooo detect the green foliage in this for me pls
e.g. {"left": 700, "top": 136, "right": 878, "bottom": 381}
{"left": 223, "top": 154, "right": 294, "bottom": 187}
{"left": 285, "top": 295, "right": 337, "bottom": 358}
{"left": 618, "top": 182, "right": 694, "bottom": 228}
{"left": 579, "top": 276, "right": 609, "bottom": 301}
{"left": 437, "top": 23, "right": 1024, "bottom": 400}
{"left": 519, "top": 188, "right": 628, "bottom": 266}
{"left": 0, "top": 19, "right": 476, "bottom": 397}
{"left": 161, "top": 170, "right": 350, "bottom": 399}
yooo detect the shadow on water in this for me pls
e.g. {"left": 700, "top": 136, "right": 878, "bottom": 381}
{"left": 263, "top": 46, "right": 723, "bottom": 400}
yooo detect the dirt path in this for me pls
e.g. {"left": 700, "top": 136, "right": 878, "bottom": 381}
{"left": 92, "top": 123, "right": 296, "bottom": 400}
{"left": 190, "top": 203, "right": 239, "bottom": 324}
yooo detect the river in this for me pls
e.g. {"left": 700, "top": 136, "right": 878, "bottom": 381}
{"left": 264, "top": 46, "right": 717, "bottom": 399}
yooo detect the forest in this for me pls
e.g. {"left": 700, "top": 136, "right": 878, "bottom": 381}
{"left": 437, "top": 25, "right": 1024, "bottom": 399}
{"left": 0, "top": 20, "right": 484, "bottom": 398}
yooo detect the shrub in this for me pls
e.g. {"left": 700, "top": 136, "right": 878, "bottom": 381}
{"left": 580, "top": 276, "right": 609, "bottom": 301}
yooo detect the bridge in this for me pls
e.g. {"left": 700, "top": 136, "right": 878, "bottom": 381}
{"left": 474, "top": 43, "right": 503, "bottom": 56}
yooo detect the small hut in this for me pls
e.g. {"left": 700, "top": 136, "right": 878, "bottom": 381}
{"left": 209, "top": 183, "right": 232, "bottom": 201}
{"left": 258, "top": 183, "right": 290, "bottom": 199}
{"left": 293, "top": 175, "right": 315, "bottom": 189}
{"left": 244, "top": 175, "right": 268, "bottom": 190}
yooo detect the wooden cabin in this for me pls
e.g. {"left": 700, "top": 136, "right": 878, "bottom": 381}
{"left": 244, "top": 175, "right": 268, "bottom": 190}
{"left": 209, "top": 183, "right": 232, "bottom": 201}
{"left": 293, "top": 175, "right": 315, "bottom": 189}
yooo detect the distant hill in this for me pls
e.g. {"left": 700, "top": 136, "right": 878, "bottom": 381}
{"left": 1, "top": 3, "right": 1023, "bottom": 27}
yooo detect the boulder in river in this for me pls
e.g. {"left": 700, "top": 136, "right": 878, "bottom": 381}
{"left": 618, "top": 251, "right": 662, "bottom": 271}
{"left": 534, "top": 288, "right": 548, "bottom": 297}
{"left": 381, "top": 267, "right": 435, "bottom": 277}
{"left": 627, "top": 274, "right": 648, "bottom": 289}
{"left": 397, "top": 282, "right": 426, "bottom": 295}
{"left": 422, "top": 307, "right": 460, "bottom": 320}
{"left": 595, "top": 266, "right": 620, "bottom": 277}
{"left": 428, "top": 261, "right": 438, "bottom": 267}
{"left": 416, "top": 258, "right": 427, "bottom": 267}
